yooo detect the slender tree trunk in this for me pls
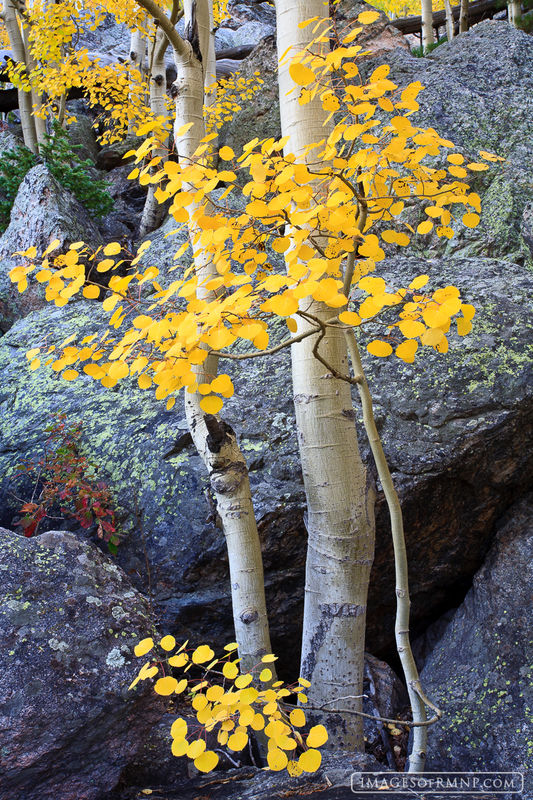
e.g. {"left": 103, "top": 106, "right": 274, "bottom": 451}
{"left": 21, "top": 24, "right": 47, "bottom": 146}
{"left": 1, "top": 0, "right": 38, "bottom": 152}
{"left": 421, "top": 0, "right": 435, "bottom": 50}
{"left": 276, "top": 0, "right": 375, "bottom": 750}
{"left": 444, "top": 0, "right": 455, "bottom": 39}
{"left": 459, "top": 0, "right": 469, "bottom": 32}
{"left": 507, "top": 0, "right": 521, "bottom": 26}
{"left": 138, "top": 27, "right": 168, "bottom": 237}
{"left": 169, "top": 0, "right": 274, "bottom": 676}
{"left": 128, "top": 24, "right": 147, "bottom": 134}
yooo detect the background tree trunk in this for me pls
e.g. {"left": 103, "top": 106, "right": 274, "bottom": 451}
{"left": 1, "top": 0, "right": 38, "bottom": 152}
{"left": 459, "top": 0, "right": 469, "bottom": 32}
{"left": 421, "top": 0, "right": 435, "bottom": 49}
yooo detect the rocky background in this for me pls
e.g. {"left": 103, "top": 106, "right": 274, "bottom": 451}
{"left": 0, "top": 5, "right": 531, "bottom": 800}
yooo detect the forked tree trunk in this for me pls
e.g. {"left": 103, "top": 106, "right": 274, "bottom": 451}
{"left": 276, "top": 0, "right": 375, "bottom": 750}
{"left": 421, "top": 0, "right": 435, "bottom": 50}
{"left": 1, "top": 0, "right": 38, "bottom": 152}
{"left": 168, "top": 0, "right": 274, "bottom": 675}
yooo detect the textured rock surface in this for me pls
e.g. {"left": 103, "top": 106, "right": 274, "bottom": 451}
{"left": 0, "top": 528, "right": 161, "bottom": 800}
{"left": 0, "top": 164, "right": 103, "bottom": 332}
{"left": 0, "top": 254, "right": 530, "bottom": 670}
{"left": 420, "top": 496, "right": 533, "bottom": 790}
{"left": 363, "top": 21, "right": 533, "bottom": 267}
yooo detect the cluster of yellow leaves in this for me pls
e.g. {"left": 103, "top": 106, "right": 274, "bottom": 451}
{"left": 129, "top": 636, "right": 328, "bottom": 775}
{"left": 12, "top": 14, "right": 500, "bottom": 412}
{"left": 205, "top": 71, "right": 265, "bottom": 136}
{"left": 346, "top": 273, "right": 476, "bottom": 361}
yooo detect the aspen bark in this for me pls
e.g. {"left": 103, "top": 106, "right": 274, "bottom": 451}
{"left": 128, "top": 23, "right": 146, "bottom": 134}
{"left": 421, "top": 0, "right": 435, "bottom": 50}
{"left": 459, "top": 0, "right": 469, "bottom": 32}
{"left": 1, "top": 0, "right": 38, "bottom": 152}
{"left": 276, "top": 0, "right": 375, "bottom": 750}
{"left": 508, "top": 0, "right": 521, "bottom": 26}
{"left": 167, "top": 0, "right": 273, "bottom": 675}
{"left": 444, "top": 0, "right": 455, "bottom": 39}
{"left": 138, "top": 27, "right": 168, "bottom": 237}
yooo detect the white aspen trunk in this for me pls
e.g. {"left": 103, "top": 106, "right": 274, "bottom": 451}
{"left": 508, "top": 0, "right": 521, "bottom": 26}
{"left": 459, "top": 0, "right": 469, "bottom": 32}
{"left": 444, "top": 0, "right": 455, "bottom": 39}
{"left": 276, "top": 0, "right": 375, "bottom": 750}
{"left": 138, "top": 27, "right": 169, "bottom": 237}
{"left": 169, "top": 0, "right": 273, "bottom": 675}
{"left": 421, "top": 0, "right": 435, "bottom": 50}
{"left": 21, "top": 23, "right": 46, "bottom": 146}
{"left": 128, "top": 22, "right": 146, "bottom": 134}
{"left": 1, "top": 0, "right": 38, "bottom": 152}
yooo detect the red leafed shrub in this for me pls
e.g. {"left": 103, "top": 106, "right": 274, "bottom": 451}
{"left": 15, "top": 413, "right": 120, "bottom": 553}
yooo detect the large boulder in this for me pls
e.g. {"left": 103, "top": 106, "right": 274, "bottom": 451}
{"left": 0, "top": 164, "right": 103, "bottom": 332}
{"left": 0, "top": 528, "right": 161, "bottom": 800}
{"left": 419, "top": 496, "right": 533, "bottom": 784}
{"left": 0, "top": 253, "right": 530, "bottom": 672}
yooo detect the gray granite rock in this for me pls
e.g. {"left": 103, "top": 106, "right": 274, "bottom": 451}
{"left": 0, "top": 528, "right": 162, "bottom": 800}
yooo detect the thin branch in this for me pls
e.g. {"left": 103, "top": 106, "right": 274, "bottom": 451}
{"left": 134, "top": 0, "right": 188, "bottom": 58}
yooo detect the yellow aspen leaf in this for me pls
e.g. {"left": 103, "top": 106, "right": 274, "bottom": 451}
{"left": 154, "top": 676, "right": 178, "bottom": 695}
{"left": 128, "top": 168, "right": 140, "bottom": 180}
{"left": 462, "top": 213, "right": 480, "bottom": 228}
{"left": 192, "top": 645, "right": 215, "bottom": 664}
{"left": 171, "top": 718, "right": 188, "bottom": 739}
{"left": 228, "top": 731, "right": 248, "bottom": 751}
{"left": 423, "top": 307, "right": 448, "bottom": 328}
{"left": 171, "top": 738, "right": 188, "bottom": 757}
{"left": 135, "top": 637, "right": 154, "bottom": 657}
{"left": 273, "top": 237, "right": 290, "bottom": 253}
{"left": 417, "top": 220, "right": 433, "bottom": 235}
{"left": 97, "top": 259, "right": 115, "bottom": 273}
{"left": 43, "top": 238, "right": 60, "bottom": 257}
{"left": 359, "top": 276, "right": 386, "bottom": 295}
{"left": 167, "top": 397, "right": 176, "bottom": 411}
{"left": 448, "top": 166, "right": 468, "bottom": 179}
{"left": 306, "top": 725, "right": 328, "bottom": 748}
{"left": 160, "top": 635, "right": 176, "bottom": 651}
{"left": 338, "top": 311, "right": 361, "bottom": 326}
{"left": 299, "top": 748, "right": 322, "bottom": 772}
{"left": 251, "top": 712, "right": 265, "bottom": 731}
{"left": 409, "top": 275, "right": 429, "bottom": 290}
{"left": 287, "top": 760, "right": 303, "bottom": 777}
{"left": 289, "top": 62, "right": 315, "bottom": 87}
{"left": 398, "top": 320, "right": 425, "bottom": 338}
{"left": 267, "top": 748, "right": 288, "bottom": 771}
{"left": 457, "top": 317, "right": 472, "bottom": 336}
{"left": 217, "top": 729, "right": 229, "bottom": 746}
{"left": 461, "top": 303, "right": 476, "bottom": 321}
{"left": 224, "top": 642, "right": 239, "bottom": 651}
{"left": 447, "top": 153, "right": 464, "bottom": 165}
{"left": 207, "top": 685, "right": 225, "bottom": 702}
{"left": 260, "top": 668, "right": 272, "bottom": 682}
{"left": 102, "top": 295, "right": 119, "bottom": 312}
{"left": 138, "top": 374, "right": 152, "bottom": 390}
{"left": 26, "top": 348, "right": 40, "bottom": 360}
{"left": 199, "top": 395, "right": 224, "bottom": 415}
{"left": 84, "top": 364, "right": 105, "bottom": 379}
{"left": 235, "top": 673, "right": 253, "bottom": 689}
{"left": 211, "top": 374, "right": 234, "bottom": 397}
{"left": 253, "top": 330, "right": 269, "bottom": 350}
{"left": 395, "top": 339, "right": 418, "bottom": 363}
{"left": 175, "top": 678, "right": 188, "bottom": 693}
{"left": 83, "top": 285, "right": 100, "bottom": 299}
{"left": 290, "top": 708, "right": 306, "bottom": 727}
{"left": 103, "top": 242, "right": 122, "bottom": 256}
{"left": 286, "top": 318, "right": 298, "bottom": 333}
{"left": 358, "top": 10, "right": 380, "bottom": 22}
{"left": 261, "top": 654, "right": 278, "bottom": 663}
{"left": 436, "top": 336, "right": 449, "bottom": 353}
{"left": 467, "top": 162, "right": 489, "bottom": 171}
{"left": 62, "top": 369, "right": 79, "bottom": 381}
{"left": 367, "top": 340, "right": 393, "bottom": 357}
{"left": 194, "top": 750, "right": 219, "bottom": 773}
{"left": 168, "top": 652, "right": 188, "bottom": 667}
{"left": 219, "top": 146, "right": 234, "bottom": 160}
{"left": 187, "top": 739, "right": 206, "bottom": 759}
{"left": 421, "top": 328, "right": 445, "bottom": 346}
{"left": 192, "top": 693, "right": 208, "bottom": 711}
{"left": 30, "top": 358, "right": 41, "bottom": 371}
{"left": 223, "top": 661, "right": 239, "bottom": 679}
